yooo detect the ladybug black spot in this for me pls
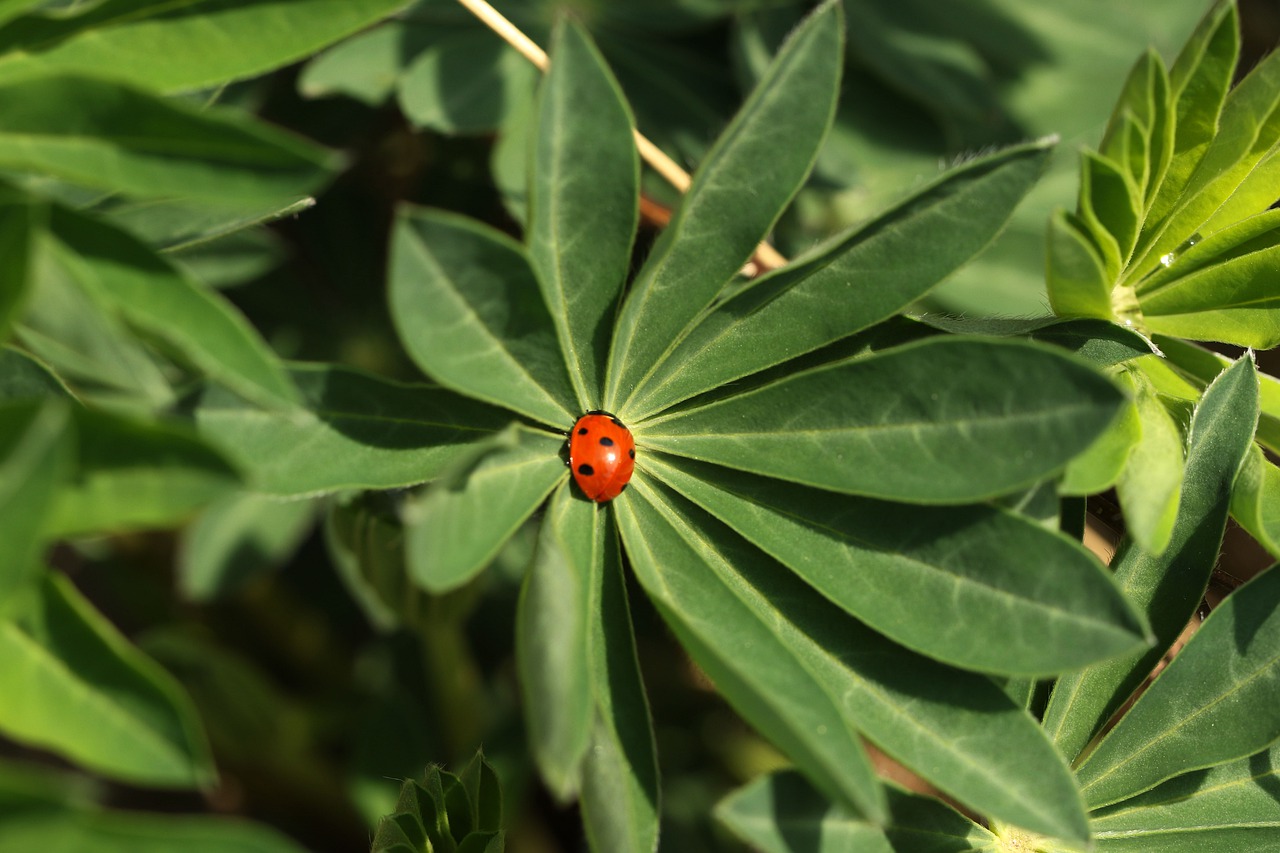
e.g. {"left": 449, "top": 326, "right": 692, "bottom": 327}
{"left": 628, "top": 449, "right": 635, "bottom": 459}
{"left": 577, "top": 427, "right": 589, "bottom": 435}
{"left": 599, "top": 436, "right": 615, "bottom": 447}
{"left": 619, "top": 483, "right": 628, "bottom": 493}
{"left": 577, "top": 464, "right": 595, "bottom": 476}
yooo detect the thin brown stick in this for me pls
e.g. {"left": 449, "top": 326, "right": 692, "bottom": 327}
{"left": 455, "top": 0, "right": 787, "bottom": 274}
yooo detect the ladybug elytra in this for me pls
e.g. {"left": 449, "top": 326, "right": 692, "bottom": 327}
{"left": 568, "top": 411, "right": 635, "bottom": 503}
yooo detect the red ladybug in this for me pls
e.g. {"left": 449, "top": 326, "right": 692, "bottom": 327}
{"left": 568, "top": 411, "right": 636, "bottom": 503}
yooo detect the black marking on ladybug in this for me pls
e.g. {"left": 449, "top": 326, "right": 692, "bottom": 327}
{"left": 577, "top": 427, "right": 589, "bottom": 435}
{"left": 577, "top": 463, "right": 595, "bottom": 476}
{"left": 619, "top": 483, "right": 628, "bottom": 493}
{"left": 610, "top": 417, "right": 624, "bottom": 427}
{"left": 599, "top": 436, "right": 615, "bottom": 447}
{"left": 628, "top": 449, "right": 635, "bottom": 459}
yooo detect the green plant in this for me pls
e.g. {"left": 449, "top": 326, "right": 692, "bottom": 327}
{"left": 0, "top": 1, "right": 1278, "bottom": 852}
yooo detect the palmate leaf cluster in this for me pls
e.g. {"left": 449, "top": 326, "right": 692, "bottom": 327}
{"left": 0, "top": 0, "right": 1278, "bottom": 852}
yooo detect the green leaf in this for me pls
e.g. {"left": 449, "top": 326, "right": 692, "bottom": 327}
{"left": 516, "top": 484, "right": 593, "bottom": 800}
{"left": 1081, "top": 150, "right": 1141, "bottom": 271}
{"left": 1090, "top": 745, "right": 1280, "bottom": 851}
{"left": 458, "top": 752, "right": 502, "bottom": 834}
{"left": 641, "top": 337, "right": 1125, "bottom": 503}
{"left": 1155, "top": 336, "right": 1280, "bottom": 452}
{"left": 616, "top": 479, "right": 883, "bottom": 821}
{"left": 883, "top": 786, "right": 999, "bottom": 852}
{"left": 1060, "top": 393, "right": 1139, "bottom": 497}
{"left": 192, "top": 364, "right": 513, "bottom": 496}
{"left": 604, "top": 0, "right": 842, "bottom": 411}
{"left": 0, "top": 193, "right": 36, "bottom": 341}
{"left": 1147, "top": 0, "right": 1239, "bottom": 227}
{"left": 0, "top": 573, "right": 213, "bottom": 788}
{"left": 1231, "top": 445, "right": 1280, "bottom": 559}
{"left": 49, "top": 205, "right": 300, "bottom": 409}
{"left": 18, "top": 237, "right": 173, "bottom": 407}
{"left": 1077, "top": 561, "right": 1280, "bottom": 808}
{"left": 616, "top": 480, "right": 1090, "bottom": 843}
{"left": 0, "top": 346, "right": 71, "bottom": 401}
{"left": 1047, "top": 208, "right": 1116, "bottom": 319}
{"left": 397, "top": 30, "right": 537, "bottom": 134}
{"left": 1113, "top": 372, "right": 1185, "bottom": 554}
{"left": 389, "top": 207, "right": 577, "bottom": 428}
{"left": 627, "top": 140, "right": 1052, "bottom": 419}
{"left": 1042, "top": 355, "right": 1259, "bottom": 763}
{"left": 51, "top": 407, "right": 241, "bottom": 536}
{"left": 324, "top": 493, "right": 421, "bottom": 632}
{"left": 177, "top": 492, "right": 315, "bottom": 601}
{"left": 1135, "top": 208, "right": 1280, "bottom": 349}
{"left": 579, "top": 510, "right": 660, "bottom": 853}
{"left": 0, "top": 400, "right": 71, "bottom": 603}
{"left": 0, "top": 0, "right": 413, "bottom": 94}
{"left": 405, "top": 426, "right": 565, "bottom": 593}
{"left": 1133, "top": 47, "right": 1280, "bottom": 281}
{"left": 646, "top": 454, "right": 1148, "bottom": 676}
{"left": 0, "top": 806, "right": 309, "bottom": 853}
{"left": 528, "top": 20, "right": 637, "bottom": 408}
{"left": 915, "top": 315, "right": 1158, "bottom": 366}
{"left": 0, "top": 75, "right": 336, "bottom": 204}
{"left": 715, "top": 770, "right": 893, "bottom": 853}
{"left": 298, "top": 21, "right": 412, "bottom": 106}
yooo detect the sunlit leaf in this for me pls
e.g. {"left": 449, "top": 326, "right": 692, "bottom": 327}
{"left": 1077, "top": 562, "right": 1280, "bottom": 808}
{"left": 641, "top": 337, "right": 1125, "bottom": 503}
{"left": 0, "top": 574, "right": 213, "bottom": 788}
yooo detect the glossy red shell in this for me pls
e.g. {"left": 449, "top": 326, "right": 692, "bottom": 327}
{"left": 568, "top": 412, "right": 636, "bottom": 503}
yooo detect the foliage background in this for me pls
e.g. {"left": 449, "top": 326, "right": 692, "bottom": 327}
{"left": 1, "top": 0, "right": 1279, "bottom": 851}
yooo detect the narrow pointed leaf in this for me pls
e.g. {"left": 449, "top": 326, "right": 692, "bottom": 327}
{"left": 616, "top": 480, "right": 884, "bottom": 823}
{"left": 1134, "top": 48, "right": 1280, "bottom": 280}
{"left": 1231, "top": 444, "right": 1280, "bottom": 559}
{"left": 1042, "top": 355, "right": 1259, "bottom": 762}
{"left": 516, "top": 484, "right": 593, "bottom": 799}
{"left": 1082, "top": 151, "right": 1141, "bottom": 267}
{"left": 0, "top": 0, "right": 412, "bottom": 95}
{"left": 628, "top": 141, "right": 1052, "bottom": 418}
{"left": 0, "top": 400, "right": 71, "bottom": 602}
{"left": 1090, "top": 745, "right": 1280, "bottom": 850}
{"left": 192, "top": 364, "right": 514, "bottom": 496}
{"left": 580, "top": 510, "right": 660, "bottom": 853}
{"left": 715, "top": 770, "right": 893, "bottom": 853}
{"left": 390, "top": 208, "right": 577, "bottom": 427}
{"left": 50, "top": 206, "right": 299, "bottom": 408}
{"left": 617, "top": 480, "right": 1090, "bottom": 843}
{"left": 642, "top": 337, "right": 1125, "bottom": 503}
{"left": 1144, "top": 0, "right": 1239, "bottom": 229}
{"left": 0, "top": 574, "right": 213, "bottom": 788}
{"left": 406, "top": 426, "right": 566, "bottom": 593}
{"left": 1047, "top": 208, "right": 1114, "bottom": 319}
{"left": 605, "top": 0, "right": 842, "bottom": 410}
{"left": 0, "top": 75, "right": 335, "bottom": 204}
{"left": 529, "top": 20, "right": 637, "bottom": 408}
{"left": 1136, "top": 209, "right": 1280, "bottom": 349}
{"left": 51, "top": 408, "right": 241, "bottom": 537}
{"left": 1114, "top": 374, "right": 1185, "bottom": 554}
{"left": 1078, "top": 562, "right": 1280, "bottom": 808}
{"left": 646, "top": 454, "right": 1147, "bottom": 676}
{"left": 884, "top": 787, "right": 998, "bottom": 852}
{"left": 1156, "top": 336, "right": 1280, "bottom": 452}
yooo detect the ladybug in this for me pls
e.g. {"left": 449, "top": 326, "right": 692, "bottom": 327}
{"left": 568, "top": 411, "right": 636, "bottom": 503}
